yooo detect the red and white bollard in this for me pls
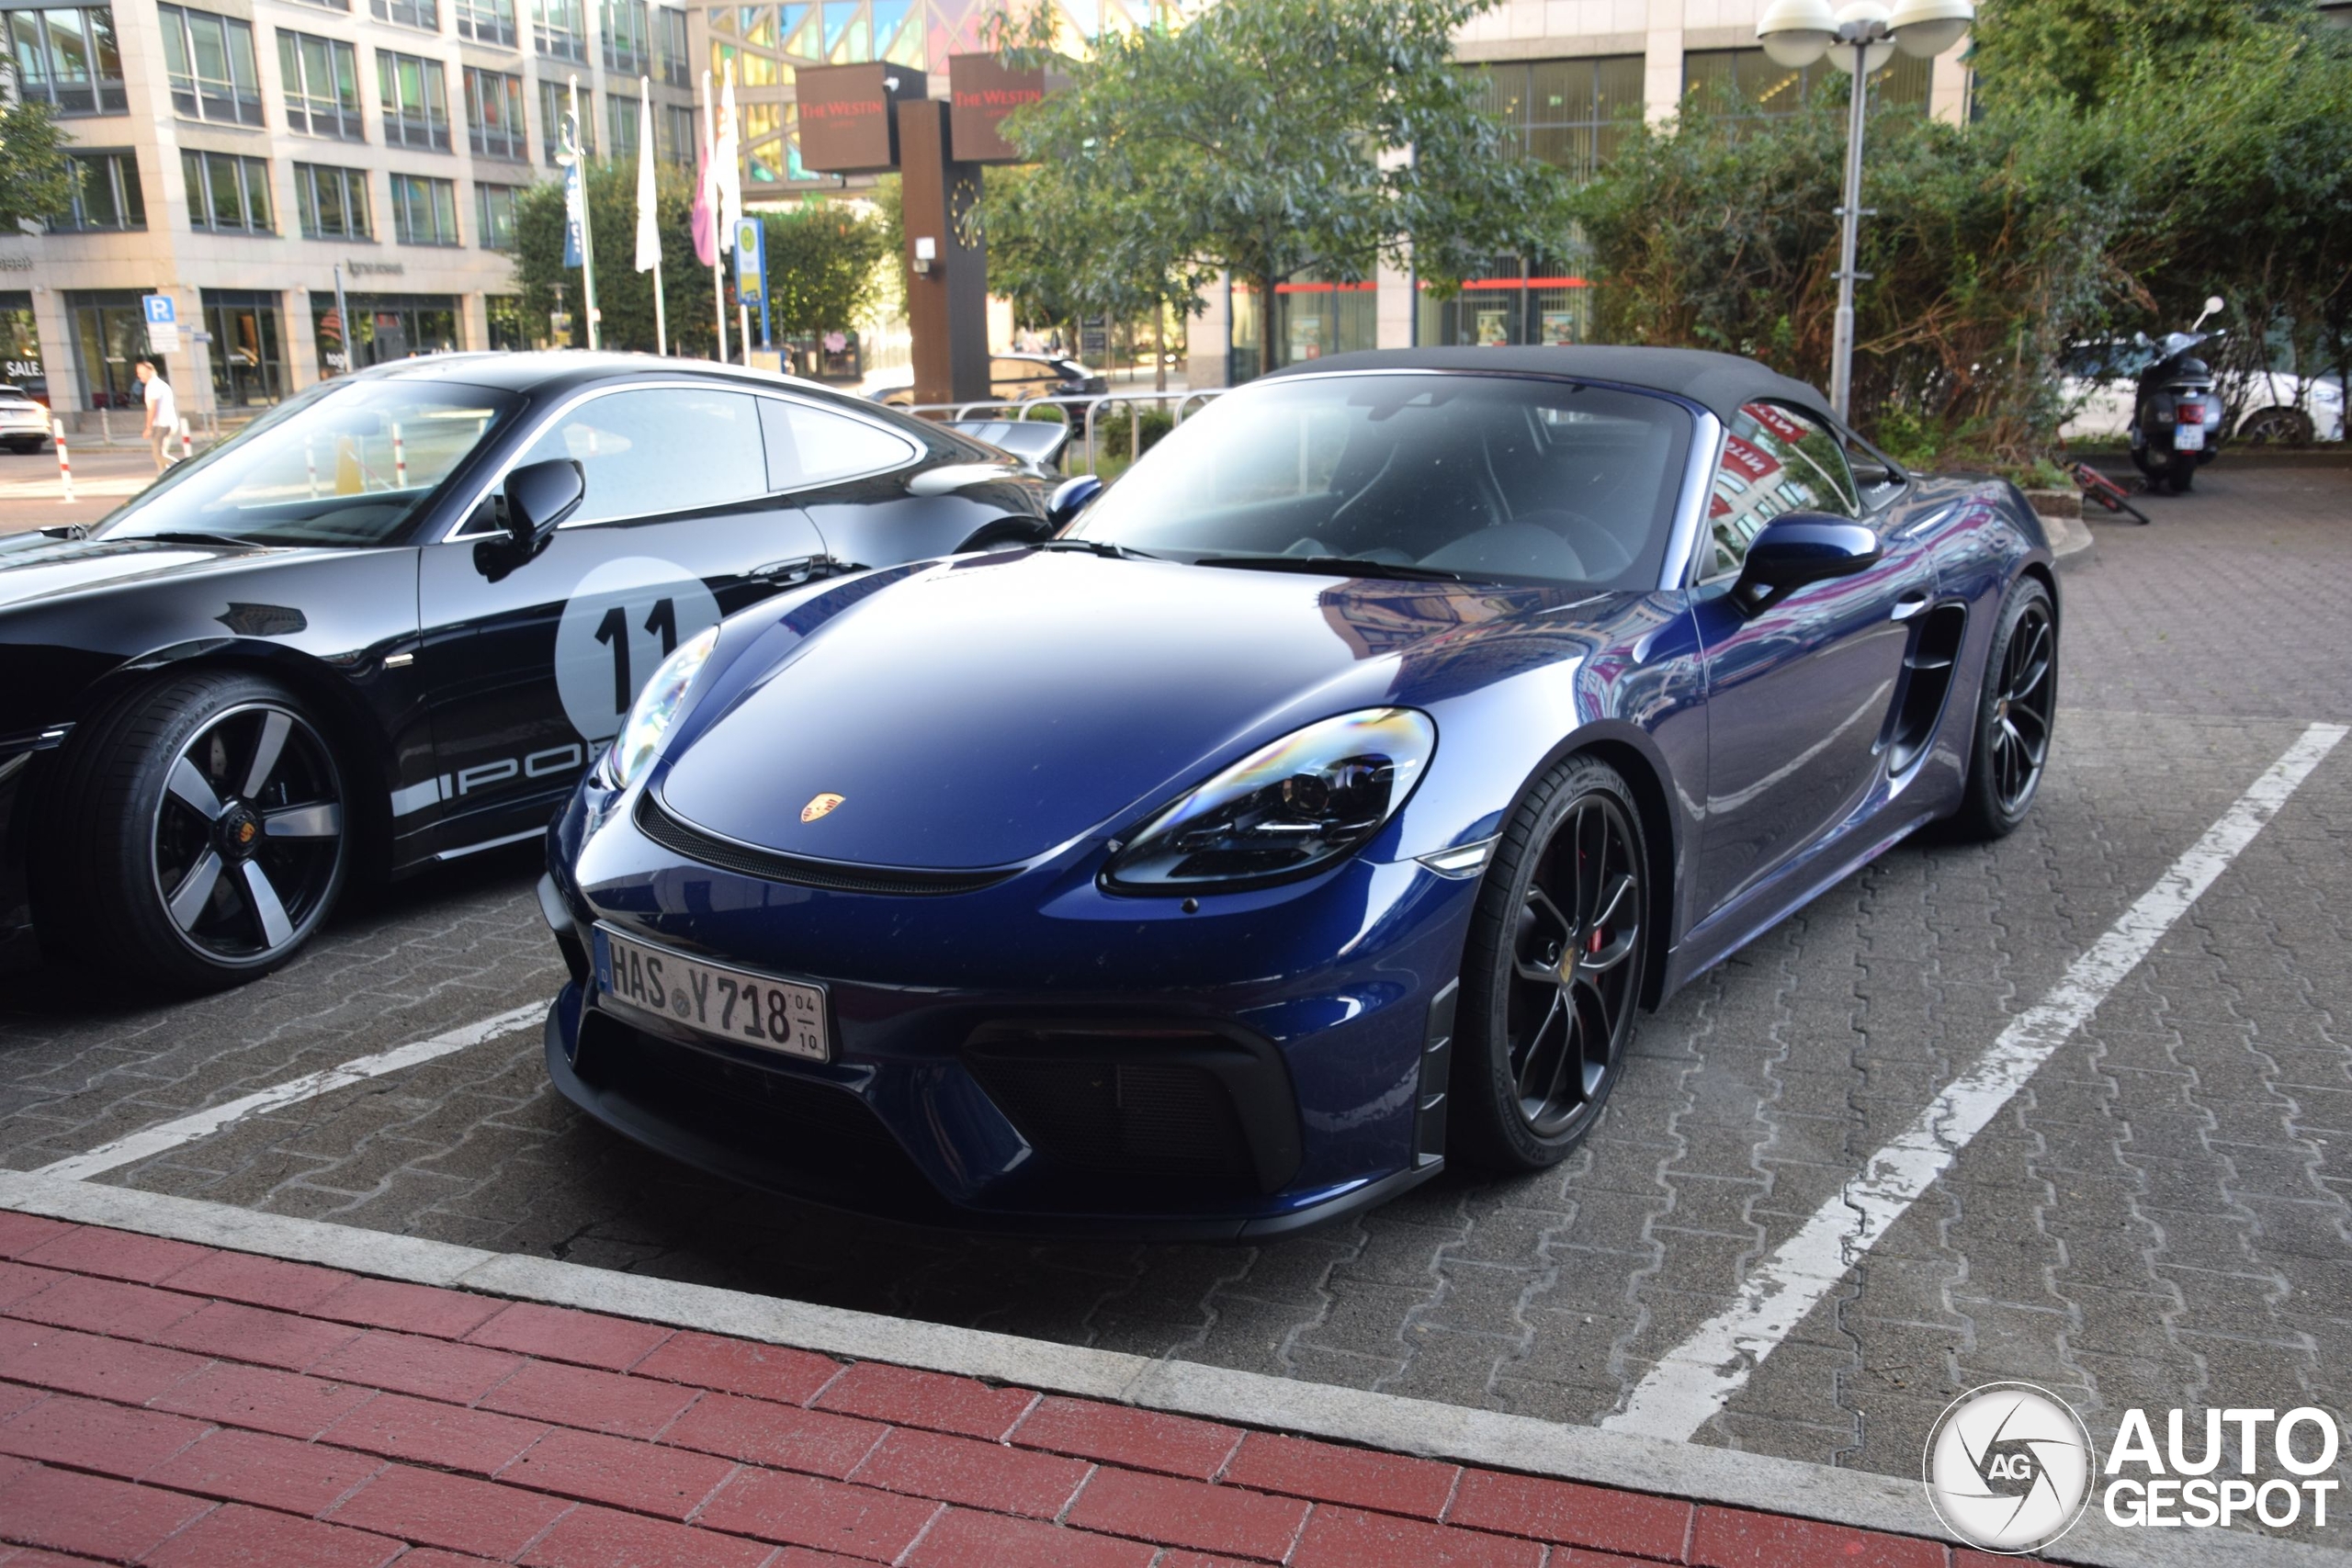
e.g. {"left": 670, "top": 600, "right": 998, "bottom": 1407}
{"left": 390, "top": 422, "right": 406, "bottom": 490}
{"left": 304, "top": 437, "right": 319, "bottom": 497}
{"left": 52, "top": 418, "right": 74, "bottom": 504}
{"left": 178, "top": 417, "right": 193, "bottom": 463}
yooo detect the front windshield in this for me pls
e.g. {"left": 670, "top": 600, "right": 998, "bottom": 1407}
{"left": 1070, "top": 373, "right": 1691, "bottom": 589}
{"left": 101, "top": 378, "right": 521, "bottom": 547}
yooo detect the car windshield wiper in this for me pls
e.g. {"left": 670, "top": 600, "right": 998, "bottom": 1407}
{"left": 1194, "top": 553, "right": 1462, "bottom": 583}
{"left": 120, "top": 530, "right": 260, "bottom": 548}
{"left": 1033, "top": 537, "right": 1164, "bottom": 561}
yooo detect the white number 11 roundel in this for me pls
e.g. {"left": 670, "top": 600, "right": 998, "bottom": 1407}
{"left": 553, "top": 557, "right": 723, "bottom": 744}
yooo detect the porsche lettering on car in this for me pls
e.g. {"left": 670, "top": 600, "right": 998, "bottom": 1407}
{"left": 539, "top": 345, "right": 2060, "bottom": 1236}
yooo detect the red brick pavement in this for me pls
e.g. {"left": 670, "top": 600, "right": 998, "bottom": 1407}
{"left": 0, "top": 1210, "right": 2012, "bottom": 1567}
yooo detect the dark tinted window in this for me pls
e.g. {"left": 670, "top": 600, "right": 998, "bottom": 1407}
{"left": 1072, "top": 373, "right": 1692, "bottom": 590}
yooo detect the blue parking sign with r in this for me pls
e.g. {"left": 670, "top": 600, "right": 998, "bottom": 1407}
{"left": 142, "top": 295, "right": 176, "bottom": 326}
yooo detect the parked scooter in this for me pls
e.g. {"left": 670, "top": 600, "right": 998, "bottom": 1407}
{"left": 2130, "top": 295, "right": 2227, "bottom": 495}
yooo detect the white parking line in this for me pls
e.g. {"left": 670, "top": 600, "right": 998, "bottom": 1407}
{"left": 36, "top": 1000, "right": 547, "bottom": 1182}
{"left": 1604, "top": 721, "right": 2348, "bottom": 1444}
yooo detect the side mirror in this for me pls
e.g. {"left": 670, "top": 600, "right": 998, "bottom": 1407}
{"left": 1046, "top": 474, "right": 1103, "bottom": 532}
{"left": 503, "top": 458, "right": 585, "bottom": 548}
{"left": 1735, "top": 514, "right": 1882, "bottom": 609}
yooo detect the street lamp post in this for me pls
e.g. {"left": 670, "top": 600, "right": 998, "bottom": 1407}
{"left": 1756, "top": 0, "right": 1974, "bottom": 420}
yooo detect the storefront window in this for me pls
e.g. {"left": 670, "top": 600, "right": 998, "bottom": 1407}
{"left": 1227, "top": 276, "right": 1376, "bottom": 385}
{"left": 314, "top": 293, "right": 461, "bottom": 378}
{"left": 66, "top": 288, "right": 163, "bottom": 410}
{"left": 0, "top": 293, "right": 48, "bottom": 401}
{"left": 201, "top": 289, "right": 286, "bottom": 409}
{"left": 10, "top": 6, "right": 126, "bottom": 116}
{"left": 1418, "top": 255, "right": 1595, "bottom": 350}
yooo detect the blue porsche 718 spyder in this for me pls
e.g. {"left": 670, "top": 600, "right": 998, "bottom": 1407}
{"left": 537, "top": 346, "right": 2058, "bottom": 1237}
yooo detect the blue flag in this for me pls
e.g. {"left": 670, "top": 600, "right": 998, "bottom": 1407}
{"left": 562, "top": 160, "right": 586, "bottom": 268}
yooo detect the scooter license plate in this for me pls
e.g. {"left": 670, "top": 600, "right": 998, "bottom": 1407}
{"left": 2176, "top": 423, "right": 2205, "bottom": 451}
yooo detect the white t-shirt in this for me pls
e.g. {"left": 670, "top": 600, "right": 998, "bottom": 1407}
{"left": 145, "top": 376, "right": 177, "bottom": 432}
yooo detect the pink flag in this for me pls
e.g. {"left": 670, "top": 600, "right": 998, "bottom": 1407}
{"left": 690, "top": 142, "right": 718, "bottom": 268}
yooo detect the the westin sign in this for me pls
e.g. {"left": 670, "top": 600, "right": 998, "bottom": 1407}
{"left": 796, "top": 64, "right": 927, "bottom": 175}
{"left": 946, "top": 52, "right": 1048, "bottom": 164}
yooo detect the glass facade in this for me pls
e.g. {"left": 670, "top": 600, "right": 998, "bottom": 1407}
{"left": 201, "top": 288, "right": 287, "bottom": 408}
{"left": 294, "top": 163, "right": 372, "bottom": 239}
{"left": 1474, "top": 55, "right": 1644, "bottom": 178}
{"left": 183, "top": 150, "right": 274, "bottom": 234}
{"left": 456, "top": 0, "right": 516, "bottom": 44}
{"left": 486, "top": 294, "right": 529, "bottom": 350}
{"left": 607, "top": 91, "right": 639, "bottom": 154}
{"left": 314, "top": 293, "right": 460, "bottom": 377}
{"left": 603, "top": 0, "right": 649, "bottom": 73}
{"left": 477, "top": 183, "right": 521, "bottom": 250}
{"left": 535, "top": 0, "right": 586, "bottom": 62}
{"left": 659, "top": 101, "right": 695, "bottom": 165}
{"left": 8, "top": 6, "right": 126, "bottom": 115}
{"left": 1419, "top": 258, "right": 1595, "bottom": 350}
{"left": 0, "top": 293, "right": 48, "bottom": 401}
{"left": 1227, "top": 278, "right": 1376, "bottom": 384}
{"left": 378, "top": 50, "right": 452, "bottom": 151}
{"left": 280, "top": 31, "right": 364, "bottom": 140}
{"left": 370, "top": 0, "right": 437, "bottom": 27}
{"left": 66, "top": 288, "right": 164, "bottom": 410}
{"left": 467, "top": 67, "right": 530, "bottom": 161}
{"left": 541, "top": 78, "right": 594, "bottom": 164}
{"left": 1683, "top": 45, "right": 1929, "bottom": 118}
{"left": 158, "top": 4, "right": 264, "bottom": 124}
{"left": 51, "top": 150, "right": 144, "bottom": 231}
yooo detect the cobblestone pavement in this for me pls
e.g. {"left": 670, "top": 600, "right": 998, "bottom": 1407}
{"left": 0, "top": 463, "right": 2345, "bottom": 1541}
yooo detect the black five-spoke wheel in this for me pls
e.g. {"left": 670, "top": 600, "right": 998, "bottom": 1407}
{"left": 40, "top": 670, "right": 350, "bottom": 990}
{"left": 1453, "top": 753, "right": 1649, "bottom": 1170}
{"left": 1952, "top": 574, "right": 2058, "bottom": 841}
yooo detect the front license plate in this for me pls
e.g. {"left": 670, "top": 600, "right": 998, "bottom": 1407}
{"left": 2175, "top": 423, "right": 2205, "bottom": 450}
{"left": 594, "top": 926, "right": 829, "bottom": 1062}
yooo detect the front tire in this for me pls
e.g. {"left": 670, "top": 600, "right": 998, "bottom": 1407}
{"left": 1450, "top": 754, "right": 1649, "bottom": 1171}
{"left": 1949, "top": 576, "right": 2057, "bottom": 841}
{"left": 40, "top": 671, "right": 349, "bottom": 991}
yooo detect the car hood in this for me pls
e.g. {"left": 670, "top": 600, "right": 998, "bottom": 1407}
{"left": 654, "top": 549, "right": 1598, "bottom": 870}
{"left": 0, "top": 531, "right": 281, "bottom": 613}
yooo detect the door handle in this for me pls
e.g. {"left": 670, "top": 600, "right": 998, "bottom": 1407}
{"left": 1891, "top": 592, "right": 1930, "bottom": 622}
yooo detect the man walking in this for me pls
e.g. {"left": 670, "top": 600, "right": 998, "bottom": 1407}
{"left": 136, "top": 359, "right": 177, "bottom": 473}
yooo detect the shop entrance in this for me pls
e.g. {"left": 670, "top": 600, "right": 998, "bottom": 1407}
{"left": 0, "top": 292, "right": 46, "bottom": 400}
{"left": 313, "top": 294, "right": 460, "bottom": 377}
{"left": 202, "top": 289, "right": 288, "bottom": 407}
{"left": 66, "top": 289, "right": 165, "bottom": 410}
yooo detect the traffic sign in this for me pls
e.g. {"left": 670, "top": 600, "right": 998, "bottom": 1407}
{"left": 142, "top": 293, "right": 180, "bottom": 355}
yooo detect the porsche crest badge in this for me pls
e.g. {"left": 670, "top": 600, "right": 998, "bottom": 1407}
{"left": 800, "top": 793, "right": 845, "bottom": 823}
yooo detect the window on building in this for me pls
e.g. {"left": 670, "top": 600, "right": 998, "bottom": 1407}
{"left": 370, "top": 0, "right": 437, "bottom": 28}
{"left": 278, "top": 31, "right": 364, "bottom": 140}
{"left": 465, "top": 66, "right": 527, "bottom": 159}
{"left": 1683, "top": 46, "right": 1929, "bottom": 118}
{"left": 7, "top": 6, "right": 127, "bottom": 115}
{"left": 203, "top": 288, "right": 288, "bottom": 407}
{"left": 534, "top": 0, "right": 584, "bottom": 62}
{"left": 475, "top": 181, "right": 520, "bottom": 250}
{"left": 1475, "top": 55, "right": 1644, "bottom": 178}
{"left": 378, "top": 49, "right": 451, "bottom": 149}
{"left": 606, "top": 91, "right": 639, "bottom": 154}
{"left": 654, "top": 5, "right": 685, "bottom": 85}
{"left": 657, "top": 101, "right": 695, "bottom": 165}
{"left": 540, "top": 78, "right": 594, "bottom": 163}
{"left": 286, "top": 0, "right": 347, "bottom": 12}
{"left": 183, "top": 150, "right": 273, "bottom": 234}
{"left": 486, "top": 294, "right": 528, "bottom": 350}
{"left": 454, "top": 0, "right": 514, "bottom": 43}
{"left": 293, "top": 163, "right": 370, "bottom": 238}
{"left": 601, "top": 0, "right": 646, "bottom": 72}
{"left": 390, "top": 172, "right": 460, "bottom": 244}
{"left": 50, "top": 150, "right": 145, "bottom": 231}
{"left": 158, "top": 5, "right": 264, "bottom": 125}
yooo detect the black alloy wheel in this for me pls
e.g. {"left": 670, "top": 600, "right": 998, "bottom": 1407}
{"left": 1950, "top": 575, "right": 2058, "bottom": 841}
{"left": 1451, "top": 754, "right": 1649, "bottom": 1171}
{"left": 42, "top": 671, "right": 348, "bottom": 990}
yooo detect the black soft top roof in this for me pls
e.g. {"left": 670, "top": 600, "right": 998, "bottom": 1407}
{"left": 1262, "top": 345, "right": 1832, "bottom": 427}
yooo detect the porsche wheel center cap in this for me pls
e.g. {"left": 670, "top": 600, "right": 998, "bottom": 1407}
{"left": 217, "top": 804, "right": 263, "bottom": 861}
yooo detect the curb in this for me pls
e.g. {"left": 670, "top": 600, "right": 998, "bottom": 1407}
{"left": 1, "top": 1173, "right": 2335, "bottom": 1567}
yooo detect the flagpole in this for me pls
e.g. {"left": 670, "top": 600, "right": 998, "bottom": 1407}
{"left": 571, "top": 75, "right": 600, "bottom": 351}
{"left": 722, "top": 62, "right": 746, "bottom": 367}
{"left": 639, "top": 74, "right": 666, "bottom": 356}
{"left": 702, "top": 70, "right": 726, "bottom": 365}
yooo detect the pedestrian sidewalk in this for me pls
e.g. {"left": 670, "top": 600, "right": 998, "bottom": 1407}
{"left": 0, "top": 1208, "right": 1996, "bottom": 1568}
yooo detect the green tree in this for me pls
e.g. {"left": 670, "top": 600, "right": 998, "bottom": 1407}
{"left": 1969, "top": 0, "right": 2312, "bottom": 109}
{"left": 514, "top": 162, "right": 718, "bottom": 355}
{"left": 990, "top": 0, "right": 1576, "bottom": 378}
{"left": 0, "top": 100, "right": 75, "bottom": 231}
{"left": 762, "top": 199, "right": 891, "bottom": 338}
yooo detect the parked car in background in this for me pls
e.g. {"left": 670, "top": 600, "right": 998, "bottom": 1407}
{"left": 2060, "top": 340, "right": 2345, "bottom": 445}
{"left": 0, "top": 387, "right": 51, "bottom": 454}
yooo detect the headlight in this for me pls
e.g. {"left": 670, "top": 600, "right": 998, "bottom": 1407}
{"left": 1103, "top": 707, "right": 1436, "bottom": 893}
{"left": 596, "top": 624, "right": 718, "bottom": 791}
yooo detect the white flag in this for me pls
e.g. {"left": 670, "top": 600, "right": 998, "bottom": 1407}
{"left": 715, "top": 63, "right": 742, "bottom": 254}
{"left": 634, "top": 73, "right": 659, "bottom": 273}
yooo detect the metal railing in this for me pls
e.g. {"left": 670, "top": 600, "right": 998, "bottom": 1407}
{"left": 901, "top": 389, "right": 1228, "bottom": 476}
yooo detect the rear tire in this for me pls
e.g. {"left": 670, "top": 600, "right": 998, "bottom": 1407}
{"left": 2237, "top": 407, "right": 2312, "bottom": 446}
{"left": 1450, "top": 754, "right": 1649, "bottom": 1172}
{"left": 1949, "top": 577, "right": 2057, "bottom": 841}
{"left": 38, "top": 671, "right": 349, "bottom": 991}
{"left": 2166, "top": 452, "right": 2196, "bottom": 493}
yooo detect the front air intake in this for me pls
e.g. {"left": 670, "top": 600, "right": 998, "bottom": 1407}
{"left": 636, "top": 791, "right": 1019, "bottom": 897}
